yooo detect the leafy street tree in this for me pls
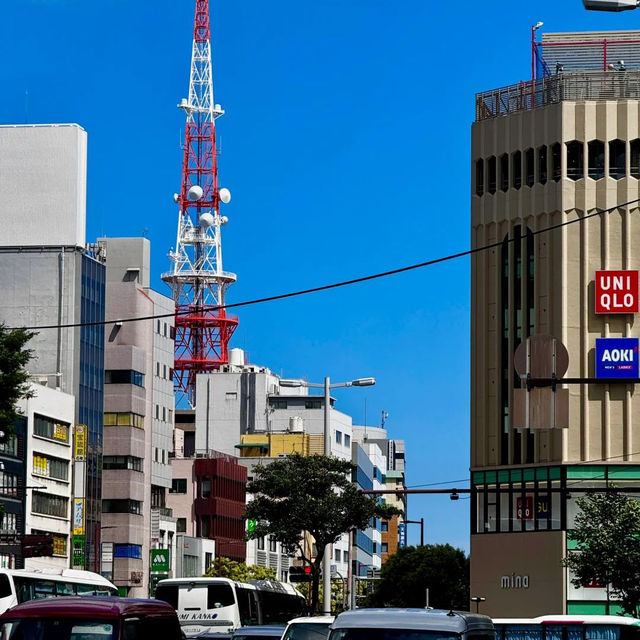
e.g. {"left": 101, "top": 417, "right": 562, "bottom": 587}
{"left": 365, "top": 544, "right": 469, "bottom": 610}
{"left": 0, "top": 324, "right": 35, "bottom": 440}
{"left": 204, "top": 557, "right": 276, "bottom": 582}
{"left": 563, "top": 489, "right": 640, "bottom": 616}
{"left": 245, "top": 453, "right": 400, "bottom": 613}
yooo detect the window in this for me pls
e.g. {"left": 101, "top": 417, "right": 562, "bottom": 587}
{"left": 32, "top": 454, "right": 69, "bottom": 481}
{"left": 381, "top": 521, "right": 389, "bottom": 532}
{"left": 170, "top": 478, "right": 187, "bottom": 494}
{"left": 344, "top": 434, "right": 351, "bottom": 447}
{"left": 610, "top": 139, "right": 626, "bottom": 179}
{"left": 103, "top": 412, "right": 144, "bottom": 429}
{"left": 537, "top": 145, "right": 548, "bottom": 184}
{"left": 156, "top": 362, "right": 161, "bottom": 377}
{"left": 201, "top": 478, "right": 211, "bottom": 498}
{"left": 512, "top": 150, "right": 522, "bottom": 189}
{"left": 525, "top": 148, "right": 534, "bottom": 186}
{"left": 567, "top": 140, "right": 584, "bottom": 180}
{"left": 34, "top": 414, "right": 69, "bottom": 444}
{"left": 104, "top": 369, "right": 145, "bottom": 387}
{"left": 0, "top": 472, "right": 18, "bottom": 497}
{"left": 475, "top": 159, "right": 484, "bottom": 196}
{"left": 257, "top": 537, "right": 265, "bottom": 551}
{"left": 103, "top": 456, "right": 143, "bottom": 472}
{"left": 269, "top": 536, "right": 277, "bottom": 552}
{"left": 1, "top": 513, "right": 17, "bottom": 533}
{"left": 500, "top": 153, "right": 509, "bottom": 191}
{"left": 551, "top": 142, "right": 561, "bottom": 182}
{"left": 176, "top": 518, "right": 186, "bottom": 533}
{"left": 588, "top": 140, "right": 605, "bottom": 179}
{"left": 32, "top": 492, "right": 68, "bottom": 518}
{"left": 305, "top": 400, "right": 321, "bottom": 409}
{"left": 271, "top": 399, "right": 287, "bottom": 409}
{"left": 381, "top": 543, "right": 388, "bottom": 553}
{"left": 102, "top": 499, "right": 142, "bottom": 515}
{"left": 487, "top": 156, "right": 496, "bottom": 194}
{"left": 631, "top": 139, "right": 640, "bottom": 178}
{"left": 335, "top": 431, "right": 343, "bottom": 445}
{"left": 114, "top": 544, "right": 142, "bottom": 559}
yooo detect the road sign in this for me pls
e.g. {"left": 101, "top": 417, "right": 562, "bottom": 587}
{"left": 246, "top": 519, "right": 257, "bottom": 532}
{"left": 150, "top": 548, "right": 170, "bottom": 572}
{"left": 595, "top": 270, "right": 638, "bottom": 314}
{"left": 398, "top": 523, "right": 406, "bottom": 547}
{"left": 596, "top": 337, "right": 639, "bottom": 378}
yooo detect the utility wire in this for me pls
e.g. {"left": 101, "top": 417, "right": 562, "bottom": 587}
{"left": 6, "top": 196, "right": 640, "bottom": 332}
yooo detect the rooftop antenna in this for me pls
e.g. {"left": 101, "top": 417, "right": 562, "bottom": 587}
{"left": 381, "top": 410, "right": 389, "bottom": 428}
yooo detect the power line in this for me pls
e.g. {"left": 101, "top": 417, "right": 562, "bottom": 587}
{"left": 6, "top": 196, "right": 640, "bottom": 332}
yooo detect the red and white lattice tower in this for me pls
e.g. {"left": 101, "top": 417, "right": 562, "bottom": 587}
{"left": 162, "top": 0, "right": 237, "bottom": 406}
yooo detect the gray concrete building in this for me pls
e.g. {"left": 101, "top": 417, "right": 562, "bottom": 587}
{"left": 99, "top": 237, "right": 175, "bottom": 596}
{"left": 0, "top": 123, "right": 105, "bottom": 572}
{"left": 471, "top": 31, "right": 640, "bottom": 616}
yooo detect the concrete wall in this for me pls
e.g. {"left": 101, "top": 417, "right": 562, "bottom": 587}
{"left": 0, "top": 124, "right": 87, "bottom": 248}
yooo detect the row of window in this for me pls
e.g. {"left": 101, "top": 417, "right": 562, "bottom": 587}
{"left": 34, "top": 414, "right": 69, "bottom": 444}
{"left": 32, "top": 492, "right": 68, "bottom": 519}
{"left": 155, "top": 362, "right": 173, "bottom": 381}
{"left": 114, "top": 543, "right": 142, "bottom": 559}
{"left": 475, "top": 139, "right": 640, "bottom": 196}
{"left": 0, "top": 472, "right": 19, "bottom": 498}
{"left": 335, "top": 431, "right": 351, "bottom": 447}
{"left": 270, "top": 398, "right": 324, "bottom": 410}
{"left": 154, "top": 405, "right": 173, "bottom": 424}
{"left": 170, "top": 478, "right": 187, "bottom": 494}
{"left": 153, "top": 447, "right": 169, "bottom": 465}
{"left": 33, "top": 454, "right": 69, "bottom": 482}
{"left": 256, "top": 536, "right": 278, "bottom": 552}
{"left": 105, "top": 369, "right": 145, "bottom": 387}
{"left": 32, "top": 529, "right": 67, "bottom": 556}
{"left": 103, "top": 456, "right": 143, "bottom": 472}
{"left": 102, "top": 499, "right": 142, "bottom": 515}
{"left": 155, "top": 320, "right": 175, "bottom": 340}
{"left": 104, "top": 412, "right": 144, "bottom": 429}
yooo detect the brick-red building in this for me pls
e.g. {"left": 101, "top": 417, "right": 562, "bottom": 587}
{"left": 193, "top": 455, "right": 247, "bottom": 561}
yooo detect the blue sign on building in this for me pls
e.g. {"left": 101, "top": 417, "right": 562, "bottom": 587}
{"left": 595, "top": 337, "right": 639, "bottom": 378}
{"left": 398, "top": 523, "right": 406, "bottom": 547}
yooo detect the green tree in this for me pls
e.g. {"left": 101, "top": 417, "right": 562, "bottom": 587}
{"left": 366, "top": 544, "right": 469, "bottom": 610}
{"left": 204, "top": 557, "right": 277, "bottom": 582}
{"left": 244, "top": 453, "right": 399, "bottom": 614}
{"left": 563, "top": 489, "right": 640, "bottom": 617}
{"left": 0, "top": 324, "right": 35, "bottom": 440}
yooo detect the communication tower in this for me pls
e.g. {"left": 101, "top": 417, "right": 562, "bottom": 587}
{"left": 162, "top": 0, "right": 237, "bottom": 406}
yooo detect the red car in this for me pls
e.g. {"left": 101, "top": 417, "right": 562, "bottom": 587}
{"left": 0, "top": 595, "right": 184, "bottom": 640}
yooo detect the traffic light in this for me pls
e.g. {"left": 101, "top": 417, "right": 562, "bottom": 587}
{"left": 21, "top": 534, "right": 54, "bottom": 558}
{"left": 289, "top": 565, "right": 313, "bottom": 583}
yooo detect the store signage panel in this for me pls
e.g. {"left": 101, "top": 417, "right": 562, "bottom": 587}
{"left": 595, "top": 270, "right": 639, "bottom": 314}
{"left": 595, "top": 337, "right": 639, "bottom": 378}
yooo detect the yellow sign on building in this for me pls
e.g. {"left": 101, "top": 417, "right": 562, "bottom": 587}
{"left": 74, "top": 425, "right": 86, "bottom": 460}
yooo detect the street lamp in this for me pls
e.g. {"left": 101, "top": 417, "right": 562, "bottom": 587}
{"left": 470, "top": 596, "right": 486, "bottom": 613}
{"left": 583, "top": 0, "right": 639, "bottom": 10}
{"left": 279, "top": 375, "right": 376, "bottom": 615}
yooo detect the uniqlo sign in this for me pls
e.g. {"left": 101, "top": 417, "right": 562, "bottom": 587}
{"left": 595, "top": 270, "right": 639, "bottom": 314}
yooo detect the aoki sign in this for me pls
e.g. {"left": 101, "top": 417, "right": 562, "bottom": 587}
{"left": 595, "top": 338, "right": 639, "bottom": 378}
{"left": 595, "top": 270, "right": 639, "bottom": 314}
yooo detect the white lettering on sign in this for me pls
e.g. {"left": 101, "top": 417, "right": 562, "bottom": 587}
{"left": 599, "top": 293, "right": 635, "bottom": 311}
{"left": 500, "top": 574, "right": 530, "bottom": 589}
{"left": 602, "top": 349, "right": 634, "bottom": 362}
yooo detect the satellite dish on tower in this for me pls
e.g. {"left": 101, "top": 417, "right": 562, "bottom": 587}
{"left": 199, "top": 212, "right": 214, "bottom": 228}
{"left": 187, "top": 185, "right": 204, "bottom": 201}
{"left": 219, "top": 187, "right": 231, "bottom": 204}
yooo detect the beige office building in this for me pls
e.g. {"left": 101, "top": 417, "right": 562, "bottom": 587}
{"left": 471, "top": 31, "right": 640, "bottom": 616}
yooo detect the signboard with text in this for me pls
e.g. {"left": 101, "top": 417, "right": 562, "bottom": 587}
{"left": 73, "top": 498, "right": 85, "bottom": 535}
{"left": 74, "top": 425, "right": 86, "bottom": 460}
{"left": 398, "top": 523, "right": 406, "bottom": 547}
{"left": 595, "top": 337, "right": 639, "bottom": 378}
{"left": 150, "top": 549, "right": 170, "bottom": 572}
{"left": 595, "top": 270, "right": 639, "bottom": 314}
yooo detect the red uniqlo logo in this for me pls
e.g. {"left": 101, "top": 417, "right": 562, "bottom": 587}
{"left": 595, "top": 270, "right": 639, "bottom": 314}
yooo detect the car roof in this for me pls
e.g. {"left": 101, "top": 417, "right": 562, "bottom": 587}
{"left": 332, "top": 609, "right": 494, "bottom": 632}
{"left": 233, "top": 625, "right": 286, "bottom": 636}
{"left": 287, "top": 616, "right": 334, "bottom": 625}
{"left": 0, "top": 596, "right": 177, "bottom": 619}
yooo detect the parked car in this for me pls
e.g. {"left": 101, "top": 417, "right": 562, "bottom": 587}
{"left": 233, "top": 625, "right": 287, "bottom": 640}
{"left": 0, "top": 595, "right": 184, "bottom": 640}
{"left": 282, "top": 616, "right": 334, "bottom": 640}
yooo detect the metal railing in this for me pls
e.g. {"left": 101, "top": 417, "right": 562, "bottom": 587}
{"left": 476, "top": 71, "right": 640, "bottom": 121}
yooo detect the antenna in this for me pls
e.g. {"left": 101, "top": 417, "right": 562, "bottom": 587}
{"left": 162, "top": 0, "right": 238, "bottom": 407}
{"left": 381, "top": 410, "right": 389, "bottom": 428}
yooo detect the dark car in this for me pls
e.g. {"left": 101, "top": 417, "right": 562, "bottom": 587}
{"left": 0, "top": 595, "right": 184, "bottom": 640}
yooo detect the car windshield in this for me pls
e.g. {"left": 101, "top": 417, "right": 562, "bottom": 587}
{"left": 330, "top": 632, "right": 460, "bottom": 640}
{"left": 0, "top": 618, "right": 116, "bottom": 640}
{"left": 284, "top": 623, "right": 332, "bottom": 640}
{"left": 234, "top": 635, "right": 283, "bottom": 640}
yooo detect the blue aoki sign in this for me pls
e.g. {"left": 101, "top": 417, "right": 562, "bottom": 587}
{"left": 398, "top": 523, "right": 407, "bottom": 547}
{"left": 595, "top": 337, "right": 639, "bottom": 378}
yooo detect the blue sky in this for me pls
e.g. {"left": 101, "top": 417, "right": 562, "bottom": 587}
{"left": 2, "top": 1, "right": 638, "bottom": 552}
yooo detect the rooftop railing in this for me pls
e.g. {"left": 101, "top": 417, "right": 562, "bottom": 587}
{"left": 475, "top": 70, "right": 640, "bottom": 121}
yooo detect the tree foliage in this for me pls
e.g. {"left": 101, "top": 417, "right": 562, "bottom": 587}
{"left": 244, "top": 453, "right": 400, "bottom": 613}
{"left": 0, "top": 324, "right": 35, "bottom": 438}
{"left": 563, "top": 489, "right": 640, "bottom": 617}
{"left": 365, "top": 544, "right": 469, "bottom": 610}
{"left": 203, "top": 557, "right": 277, "bottom": 582}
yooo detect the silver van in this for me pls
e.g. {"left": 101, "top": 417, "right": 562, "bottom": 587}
{"left": 329, "top": 609, "right": 496, "bottom": 640}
